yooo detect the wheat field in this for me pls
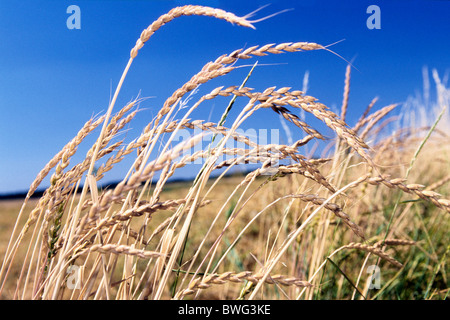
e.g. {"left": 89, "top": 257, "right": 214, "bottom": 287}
{"left": 0, "top": 5, "right": 448, "bottom": 300}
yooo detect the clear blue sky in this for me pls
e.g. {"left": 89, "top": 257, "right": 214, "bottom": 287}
{"left": 0, "top": 0, "right": 449, "bottom": 194}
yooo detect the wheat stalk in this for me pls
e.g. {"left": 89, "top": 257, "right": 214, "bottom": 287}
{"left": 176, "top": 271, "right": 312, "bottom": 299}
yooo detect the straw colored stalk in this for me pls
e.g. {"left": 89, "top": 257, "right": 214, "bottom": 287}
{"left": 359, "top": 104, "right": 399, "bottom": 139}
{"left": 353, "top": 97, "right": 379, "bottom": 133}
{"left": 341, "top": 64, "right": 351, "bottom": 122}
{"left": 354, "top": 103, "right": 398, "bottom": 135}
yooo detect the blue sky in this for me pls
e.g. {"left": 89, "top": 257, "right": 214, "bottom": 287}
{"left": 0, "top": 0, "right": 449, "bottom": 194}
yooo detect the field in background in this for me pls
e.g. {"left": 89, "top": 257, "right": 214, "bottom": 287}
{"left": 0, "top": 5, "right": 448, "bottom": 300}
{"left": 1, "top": 135, "right": 448, "bottom": 300}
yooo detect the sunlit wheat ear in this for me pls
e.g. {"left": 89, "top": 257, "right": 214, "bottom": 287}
{"left": 364, "top": 176, "right": 450, "bottom": 213}
{"left": 130, "top": 5, "right": 255, "bottom": 59}
{"left": 176, "top": 271, "right": 312, "bottom": 299}
{"left": 343, "top": 242, "right": 405, "bottom": 268}
{"left": 374, "top": 239, "right": 416, "bottom": 248}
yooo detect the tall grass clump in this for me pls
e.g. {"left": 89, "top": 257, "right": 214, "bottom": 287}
{"left": 0, "top": 5, "right": 448, "bottom": 300}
